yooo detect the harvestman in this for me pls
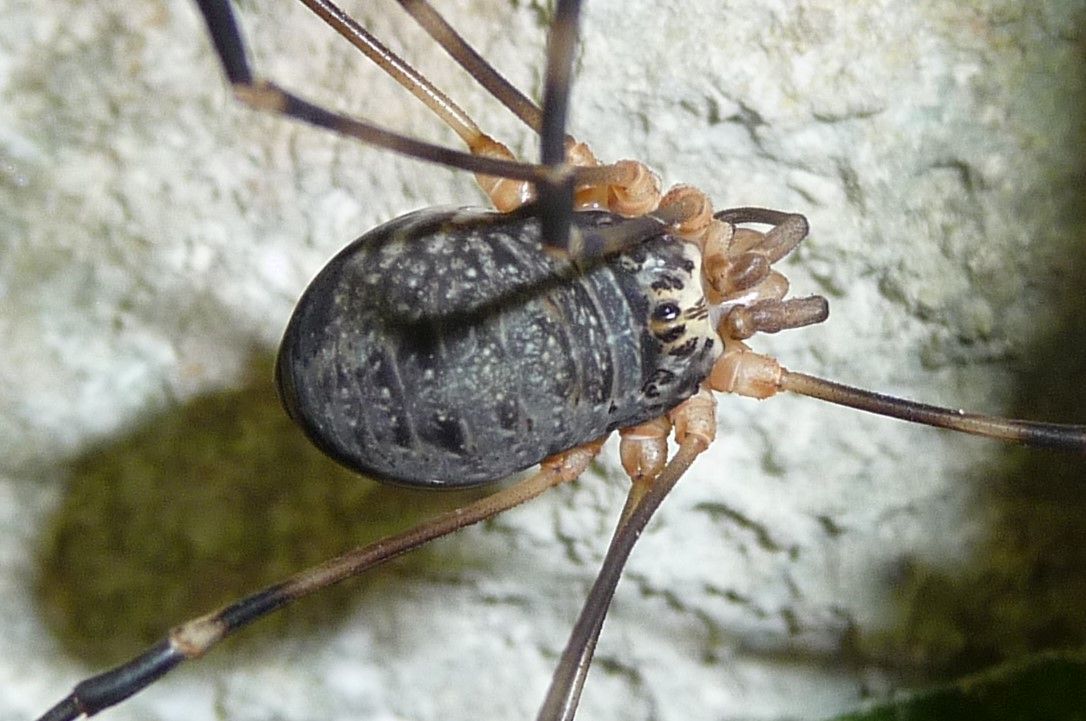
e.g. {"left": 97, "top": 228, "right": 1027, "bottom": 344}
{"left": 34, "top": 1, "right": 1086, "bottom": 721}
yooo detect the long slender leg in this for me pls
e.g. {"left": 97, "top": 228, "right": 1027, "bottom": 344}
{"left": 536, "top": 0, "right": 583, "bottom": 253}
{"left": 701, "top": 212, "right": 1086, "bottom": 451}
{"left": 211, "top": 0, "right": 660, "bottom": 259}
{"left": 292, "top": 0, "right": 538, "bottom": 213}
{"left": 396, "top": 0, "right": 545, "bottom": 133}
{"left": 315, "top": 0, "right": 663, "bottom": 258}
{"left": 779, "top": 371, "right": 1086, "bottom": 452}
{"left": 33, "top": 441, "right": 605, "bottom": 721}
{"left": 291, "top": 0, "right": 540, "bottom": 219}
{"left": 192, "top": 0, "right": 546, "bottom": 182}
{"left": 535, "top": 389, "right": 717, "bottom": 721}
{"left": 297, "top": 0, "right": 486, "bottom": 149}
{"left": 388, "top": 0, "right": 667, "bottom": 227}
{"left": 705, "top": 342, "right": 1086, "bottom": 451}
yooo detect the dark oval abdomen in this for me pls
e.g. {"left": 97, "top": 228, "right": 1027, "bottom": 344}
{"left": 276, "top": 207, "right": 717, "bottom": 487}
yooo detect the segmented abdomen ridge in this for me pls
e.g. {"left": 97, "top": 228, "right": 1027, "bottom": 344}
{"left": 276, "top": 208, "right": 714, "bottom": 487}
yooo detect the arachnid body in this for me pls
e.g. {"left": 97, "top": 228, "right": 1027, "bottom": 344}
{"left": 3, "top": 2, "right": 1085, "bottom": 721}
{"left": 277, "top": 207, "right": 717, "bottom": 487}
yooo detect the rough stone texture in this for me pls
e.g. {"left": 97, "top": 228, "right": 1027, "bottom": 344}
{"left": 1, "top": 2, "right": 1084, "bottom": 721}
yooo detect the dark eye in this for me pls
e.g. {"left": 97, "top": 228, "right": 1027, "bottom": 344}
{"left": 652, "top": 302, "right": 681, "bottom": 322}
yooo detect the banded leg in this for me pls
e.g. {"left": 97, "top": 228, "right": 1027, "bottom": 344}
{"left": 34, "top": 441, "right": 606, "bottom": 721}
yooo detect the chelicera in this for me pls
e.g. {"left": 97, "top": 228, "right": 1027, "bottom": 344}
{"left": 33, "top": 1, "right": 1086, "bottom": 721}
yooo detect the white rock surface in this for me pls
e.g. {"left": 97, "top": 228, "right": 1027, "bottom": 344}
{"left": 1, "top": 2, "right": 1082, "bottom": 721}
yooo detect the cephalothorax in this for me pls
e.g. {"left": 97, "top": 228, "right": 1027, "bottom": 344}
{"left": 33, "top": 1, "right": 1086, "bottom": 721}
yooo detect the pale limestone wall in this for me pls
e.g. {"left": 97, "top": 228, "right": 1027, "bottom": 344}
{"left": 2, "top": 2, "right": 1083, "bottom": 721}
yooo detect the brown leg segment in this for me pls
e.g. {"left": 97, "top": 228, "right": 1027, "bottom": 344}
{"left": 34, "top": 440, "right": 606, "bottom": 721}
{"left": 535, "top": 388, "right": 716, "bottom": 721}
